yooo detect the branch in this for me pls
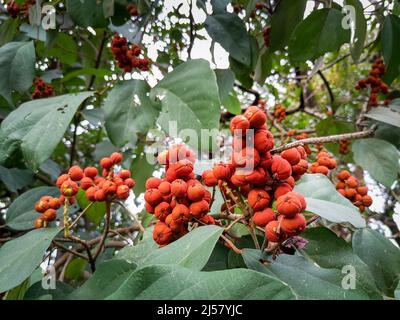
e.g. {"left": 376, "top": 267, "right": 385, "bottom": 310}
{"left": 271, "top": 129, "right": 375, "bottom": 154}
{"left": 317, "top": 70, "right": 334, "bottom": 104}
{"left": 93, "top": 201, "right": 111, "bottom": 260}
{"left": 234, "top": 83, "right": 260, "bottom": 105}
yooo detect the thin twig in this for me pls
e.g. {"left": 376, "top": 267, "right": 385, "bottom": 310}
{"left": 220, "top": 234, "right": 242, "bottom": 254}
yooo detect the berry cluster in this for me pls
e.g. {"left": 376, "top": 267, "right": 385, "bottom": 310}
{"left": 33, "top": 152, "right": 135, "bottom": 228}
{"left": 127, "top": 3, "right": 138, "bottom": 16}
{"left": 336, "top": 170, "right": 373, "bottom": 212}
{"left": 146, "top": 145, "right": 214, "bottom": 246}
{"left": 202, "top": 105, "right": 309, "bottom": 243}
{"left": 309, "top": 151, "right": 337, "bottom": 175}
{"left": 31, "top": 77, "right": 53, "bottom": 99}
{"left": 110, "top": 35, "right": 149, "bottom": 73}
{"left": 355, "top": 58, "right": 390, "bottom": 107}
{"left": 34, "top": 196, "right": 61, "bottom": 229}
{"left": 263, "top": 27, "right": 271, "bottom": 47}
{"left": 273, "top": 104, "right": 286, "bottom": 123}
{"left": 6, "top": 0, "right": 35, "bottom": 18}
{"left": 339, "top": 140, "right": 351, "bottom": 155}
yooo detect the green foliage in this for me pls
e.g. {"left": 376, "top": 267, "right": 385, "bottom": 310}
{"left": 382, "top": 14, "right": 400, "bottom": 83}
{"left": 294, "top": 174, "right": 366, "bottom": 228}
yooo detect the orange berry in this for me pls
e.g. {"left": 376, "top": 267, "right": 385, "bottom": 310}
{"left": 68, "top": 165, "right": 84, "bottom": 181}
{"left": 247, "top": 189, "right": 271, "bottom": 211}
{"left": 84, "top": 166, "right": 98, "bottom": 178}
{"left": 100, "top": 157, "right": 112, "bottom": 170}
{"left": 253, "top": 208, "right": 275, "bottom": 227}
{"left": 110, "top": 152, "right": 123, "bottom": 164}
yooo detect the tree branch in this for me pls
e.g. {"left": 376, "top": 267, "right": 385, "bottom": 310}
{"left": 271, "top": 129, "right": 375, "bottom": 154}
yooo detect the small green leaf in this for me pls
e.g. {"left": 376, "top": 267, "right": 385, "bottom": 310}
{"left": 222, "top": 91, "right": 242, "bottom": 115}
{"left": 352, "top": 138, "right": 399, "bottom": 188}
{"left": 76, "top": 189, "right": 106, "bottom": 226}
{"left": 214, "top": 68, "right": 235, "bottom": 101}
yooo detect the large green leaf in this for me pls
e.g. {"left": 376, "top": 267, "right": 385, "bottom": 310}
{"left": 365, "top": 107, "right": 400, "bottom": 128}
{"left": 69, "top": 260, "right": 137, "bottom": 300}
{"left": 151, "top": 59, "right": 221, "bottom": 152}
{"left": 106, "top": 265, "right": 295, "bottom": 300}
{"left": 5, "top": 186, "right": 59, "bottom": 230}
{"left": 289, "top": 8, "right": 350, "bottom": 63}
{"left": 345, "top": 0, "right": 367, "bottom": 63}
{"left": 375, "top": 123, "right": 400, "bottom": 149}
{"left": 352, "top": 138, "right": 399, "bottom": 188}
{"left": 294, "top": 174, "right": 366, "bottom": 228}
{"left": 205, "top": 13, "right": 252, "bottom": 66}
{"left": 353, "top": 228, "right": 400, "bottom": 297}
{"left": 103, "top": 80, "right": 159, "bottom": 147}
{"left": 0, "top": 41, "right": 36, "bottom": 104}
{"left": 142, "top": 225, "right": 224, "bottom": 270}
{"left": 0, "top": 227, "right": 61, "bottom": 293}
{"left": 242, "top": 249, "right": 378, "bottom": 300}
{"left": 301, "top": 227, "right": 382, "bottom": 299}
{"left": 0, "top": 166, "right": 33, "bottom": 193}
{"left": 269, "top": 0, "right": 307, "bottom": 51}
{"left": 0, "top": 92, "right": 93, "bottom": 169}
{"left": 66, "top": 0, "right": 108, "bottom": 28}
{"left": 382, "top": 14, "right": 400, "bottom": 83}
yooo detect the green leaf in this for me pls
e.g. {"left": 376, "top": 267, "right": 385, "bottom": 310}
{"left": 301, "top": 227, "right": 382, "bottom": 299}
{"left": 106, "top": 265, "right": 295, "bottom": 300}
{"left": 294, "top": 174, "right": 366, "bottom": 228}
{"left": 142, "top": 225, "right": 224, "bottom": 270}
{"left": 0, "top": 166, "right": 33, "bottom": 193}
{"left": 214, "top": 68, "right": 235, "bottom": 101}
{"left": 0, "top": 18, "right": 19, "bottom": 46}
{"left": 289, "top": 8, "right": 350, "bottom": 63}
{"left": 65, "top": 258, "right": 87, "bottom": 281}
{"left": 5, "top": 186, "right": 59, "bottom": 230}
{"left": 344, "top": 0, "right": 367, "bottom": 63}
{"left": 0, "top": 227, "right": 61, "bottom": 293}
{"left": 382, "top": 14, "right": 400, "bottom": 84}
{"left": 114, "top": 228, "right": 158, "bottom": 264}
{"left": 0, "top": 92, "right": 93, "bottom": 169}
{"left": 353, "top": 228, "right": 400, "bottom": 297}
{"left": 103, "top": 80, "right": 159, "bottom": 147}
{"left": 242, "top": 249, "right": 378, "bottom": 300}
{"left": 130, "top": 153, "right": 156, "bottom": 195}
{"left": 352, "top": 138, "right": 399, "bottom": 188}
{"left": 254, "top": 48, "right": 273, "bottom": 85}
{"left": 69, "top": 260, "right": 137, "bottom": 300}
{"left": 24, "top": 281, "right": 74, "bottom": 300}
{"left": 0, "top": 41, "right": 36, "bottom": 104}
{"left": 202, "top": 242, "right": 229, "bottom": 271}
{"left": 66, "top": 0, "right": 108, "bottom": 28}
{"left": 4, "top": 278, "right": 30, "bottom": 300}
{"left": 364, "top": 107, "right": 400, "bottom": 128}
{"left": 151, "top": 59, "right": 221, "bottom": 152}
{"left": 47, "top": 33, "right": 77, "bottom": 65}
{"left": 269, "top": 0, "right": 307, "bottom": 51}
{"left": 76, "top": 189, "right": 106, "bottom": 226}
{"left": 222, "top": 91, "right": 242, "bottom": 115}
{"left": 205, "top": 13, "right": 253, "bottom": 66}
{"left": 375, "top": 123, "right": 400, "bottom": 149}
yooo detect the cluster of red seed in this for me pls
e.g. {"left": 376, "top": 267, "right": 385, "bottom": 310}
{"left": 146, "top": 145, "right": 215, "bottom": 246}
{"left": 6, "top": 0, "right": 35, "bottom": 18}
{"left": 263, "top": 27, "right": 271, "bottom": 47}
{"left": 273, "top": 104, "right": 286, "bottom": 123}
{"left": 33, "top": 152, "right": 135, "bottom": 229}
{"left": 339, "top": 140, "right": 351, "bottom": 155}
{"left": 309, "top": 151, "right": 337, "bottom": 176}
{"left": 31, "top": 77, "right": 53, "bottom": 99}
{"left": 110, "top": 35, "right": 149, "bottom": 72}
{"left": 355, "top": 58, "right": 390, "bottom": 107}
{"left": 127, "top": 3, "right": 138, "bottom": 16}
{"left": 34, "top": 196, "right": 61, "bottom": 229}
{"left": 201, "top": 105, "right": 309, "bottom": 243}
{"left": 336, "top": 170, "right": 373, "bottom": 212}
